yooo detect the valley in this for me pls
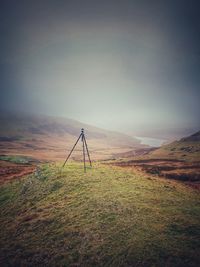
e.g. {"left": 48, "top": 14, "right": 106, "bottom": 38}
{"left": 0, "top": 113, "right": 199, "bottom": 267}
{"left": 111, "top": 131, "right": 200, "bottom": 189}
{"left": 0, "top": 113, "right": 142, "bottom": 161}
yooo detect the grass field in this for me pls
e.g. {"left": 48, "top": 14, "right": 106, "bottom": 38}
{"left": 0, "top": 162, "right": 200, "bottom": 267}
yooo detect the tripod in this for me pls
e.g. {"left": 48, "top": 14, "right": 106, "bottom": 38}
{"left": 62, "top": 128, "right": 92, "bottom": 172}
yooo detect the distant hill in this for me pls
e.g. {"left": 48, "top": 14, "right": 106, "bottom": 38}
{"left": 0, "top": 112, "right": 143, "bottom": 161}
{"left": 180, "top": 131, "right": 200, "bottom": 142}
{"left": 111, "top": 131, "right": 200, "bottom": 184}
{"left": 146, "top": 131, "right": 200, "bottom": 161}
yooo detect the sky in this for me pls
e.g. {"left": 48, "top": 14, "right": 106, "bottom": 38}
{"left": 0, "top": 0, "right": 200, "bottom": 135}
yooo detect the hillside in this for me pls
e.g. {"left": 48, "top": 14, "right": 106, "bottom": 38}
{"left": 147, "top": 131, "right": 200, "bottom": 162}
{"left": 0, "top": 112, "right": 142, "bottom": 161}
{"left": 111, "top": 131, "right": 200, "bottom": 184}
{"left": 180, "top": 131, "right": 200, "bottom": 142}
{"left": 0, "top": 163, "right": 199, "bottom": 267}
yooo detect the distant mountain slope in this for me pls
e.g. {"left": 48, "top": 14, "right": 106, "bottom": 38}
{"left": 111, "top": 131, "right": 200, "bottom": 184}
{"left": 0, "top": 112, "right": 143, "bottom": 161}
{"left": 147, "top": 131, "right": 200, "bottom": 161}
{"left": 180, "top": 131, "right": 200, "bottom": 142}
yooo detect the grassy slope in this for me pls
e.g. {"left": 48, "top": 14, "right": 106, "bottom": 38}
{"left": 143, "top": 131, "right": 200, "bottom": 162}
{"left": 147, "top": 141, "right": 200, "bottom": 162}
{"left": 0, "top": 155, "right": 39, "bottom": 164}
{"left": 0, "top": 163, "right": 200, "bottom": 267}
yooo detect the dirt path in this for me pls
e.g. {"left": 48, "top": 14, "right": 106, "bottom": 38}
{"left": 0, "top": 161, "right": 36, "bottom": 185}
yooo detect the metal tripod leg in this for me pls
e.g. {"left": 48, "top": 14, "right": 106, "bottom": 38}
{"left": 82, "top": 134, "right": 86, "bottom": 172}
{"left": 62, "top": 133, "right": 82, "bottom": 168}
{"left": 83, "top": 135, "right": 92, "bottom": 167}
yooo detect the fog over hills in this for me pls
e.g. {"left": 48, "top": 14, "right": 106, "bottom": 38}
{"left": 0, "top": 111, "right": 142, "bottom": 161}
{"left": 1, "top": 1, "right": 200, "bottom": 136}
{"left": 180, "top": 131, "right": 200, "bottom": 142}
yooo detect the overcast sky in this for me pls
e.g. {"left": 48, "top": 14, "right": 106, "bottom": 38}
{"left": 1, "top": 0, "right": 200, "bottom": 134}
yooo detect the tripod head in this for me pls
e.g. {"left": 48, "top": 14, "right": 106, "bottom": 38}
{"left": 81, "top": 128, "right": 84, "bottom": 141}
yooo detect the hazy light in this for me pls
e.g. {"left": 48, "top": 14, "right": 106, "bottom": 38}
{"left": 1, "top": 1, "right": 199, "bottom": 134}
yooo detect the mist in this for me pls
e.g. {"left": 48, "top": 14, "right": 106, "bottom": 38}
{"left": 1, "top": 0, "right": 200, "bottom": 135}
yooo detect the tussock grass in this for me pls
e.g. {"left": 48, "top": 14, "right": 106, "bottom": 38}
{"left": 0, "top": 162, "right": 199, "bottom": 266}
{"left": 0, "top": 155, "right": 37, "bottom": 164}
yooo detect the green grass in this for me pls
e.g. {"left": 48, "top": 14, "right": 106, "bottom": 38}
{"left": 0, "top": 155, "right": 37, "bottom": 164}
{"left": 0, "top": 162, "right": 200, "bottom": 267}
